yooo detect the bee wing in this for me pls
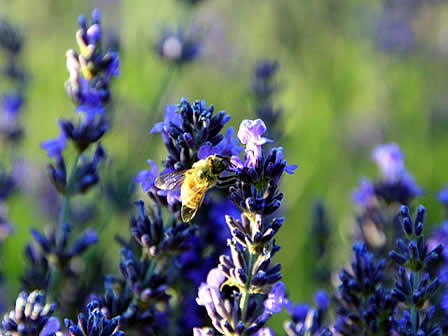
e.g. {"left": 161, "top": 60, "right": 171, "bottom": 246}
{"left": 181, "top": 186, "right": 207, "bottom": 222}
{"left": 155, "top": 170, "right": 186, "bottom": 190}
{"left": 181, "top": 205, "right": 199, "bottom": 223}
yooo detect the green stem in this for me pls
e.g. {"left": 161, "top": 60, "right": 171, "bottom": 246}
{"left": 410, "top": 271, "right": 420, "bottom": 334}
{"left": 48, "top": 152, "right": 81, "bottom": 298}
{"left": 240, "top": 251, "right": 256, "bottom": 319}
{"left": 143, "top": 258, "right": 158, "bottom": 284}
{"left": 57, "top": 152, "right": 81, "bottom": 243}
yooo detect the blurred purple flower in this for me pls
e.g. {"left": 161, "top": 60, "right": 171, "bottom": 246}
{"left": 1, "top": 93, "right": 23, "bottom": 117}
{"left": 372, "top": 143, "right": 405, "bottom": 182}
{"left": 156, "top": 27, "right": 200, "bottom": 64}
{"left": 135, "top": 160, "right": 158, "bottom": 192}
{"left": 287, "top": 303, "right": 310, "bottom": 322}
{"left": 40, "top": 123, "right": 67, "bottom": 158}
{"left": 314, "top": 289, "right": 329, "bottom": 310}
{"left": 352, "top": 178, "right": 375, "bottom": 207}
{"left": 264, "top": 282, "right": 290, "bottom": 314}
{"left": 254, "top": 328, "right": 274, "bottom": 336}
{"left": 438, "top": 186, "right": 448, "bottom": 206}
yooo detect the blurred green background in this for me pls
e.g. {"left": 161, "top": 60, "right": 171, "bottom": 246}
{"left": 2, "top": 0, "right": 448, "bottom": 318}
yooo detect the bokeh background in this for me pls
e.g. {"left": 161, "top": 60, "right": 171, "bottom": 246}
{"left": 2, "top": 0, "right": 448, "bottom": 323}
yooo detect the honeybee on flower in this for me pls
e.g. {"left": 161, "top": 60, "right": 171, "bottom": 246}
{"left": 155, "top": 154, "right": 235, "bottom": 222}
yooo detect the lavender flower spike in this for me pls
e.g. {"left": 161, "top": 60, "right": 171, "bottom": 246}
{"left": 196, "top": 119, "right": 295, "bottom": 335}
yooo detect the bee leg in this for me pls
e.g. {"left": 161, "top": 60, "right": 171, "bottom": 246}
{"left": 216, "top": 175, "right": 237, "bottom": 188}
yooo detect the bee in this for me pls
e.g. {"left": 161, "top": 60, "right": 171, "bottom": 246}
{"left": 155, "top": 155, "right": 235, "bottom": 222}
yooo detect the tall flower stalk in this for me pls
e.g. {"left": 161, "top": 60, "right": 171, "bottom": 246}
{"left": 194, "top": 119, "right": 297, "bottom": 335}
{"left": 26, "top": 9, "right": 120, "bottom": 304}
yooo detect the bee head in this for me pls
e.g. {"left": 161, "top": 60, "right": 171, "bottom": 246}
{"left": 209, "top": 155, "right": 230, "bottom": 175}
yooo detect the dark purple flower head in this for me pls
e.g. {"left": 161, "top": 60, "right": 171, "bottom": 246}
{"left": 314, "top": 290, "right": 329, "bottom": 310}
{"left": 151, "top": 98, "right": 231, "bottom": 175}
{"left": 0, "top": 93, "right": 24, "bottom": 142}
{"left": 65, "top": 300, "right": 123, "bottom": 336}
{"left": 0, "top": 170, "right": 16, "bottom": 201}
{"left": 155, "top": 27, "right": 200, "bottom": 64}
{"left": 0, "top": 291, "right": 59, "bottom": 336}
{"left": 252, "top": 60, "right": 280, "bottom": 101}
{"left": 287, "top": 303, "right": 310, "bottom": 323}
{"left": 1, "top": 93, "right": 23, "bottom": 117}
{"left": 438, "top": 186, "right": 448, "bottom": 206}
{"left": 0, "top": 18, "right": 23, "bottom": 55}
{"left": 352, "top": 178, "right": 375, "bottom": 207}
{"left": 264, "top": 282, "right": 290, "bottom": 314}
{"left": 119, "top": 248, "right": 170, "bottom": 305}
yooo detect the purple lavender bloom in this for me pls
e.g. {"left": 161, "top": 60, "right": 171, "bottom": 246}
{"left": 314, "top": 289, "right": 329, "bottom": 310}
{"left": 150, "top": 104, "right": 182, "bottom": 133}
{"left": 429, "top": 221, "right": 448, "bottom": 261}
{"left": 441, "top": 290, "right": 448, "bottom": 313}
{"left": 287, "top": 303, "right": 310, "bottom": 322}
{"left": 0, "top": 291, "right": 59, "bottom": 336}
{"left": 75, "top": 94, "right": 105, "bottom": 121}
{"left": 1, "top": 93, "right": 23, "bottom": 117}
{"left": 273, "top": 147, "right": 298, "bottom": 175}
{"left": 70, "top": 228, "right": 99, "bottom": 255}
{"left": 198, "top": 127, "right": 243, "bottom": 159}
{"left": 372, "top": 143, "right": 405, "bottom": 182}
{"left": 0, "top": 93, "right": 24, "bottom": 142}
{"left": 438, "top": 186, "right": 448, "bottom": 206}
{"left": 264, "top": 282, "right": 290, "bottom": 314}
{"left": 238, "top": 119, "right": 272, "bottom": 168}
{"left": 196, "top": 268, "right": 225, "bottom": 307}
{"left": 254, "top": 328, "right": 274, "bottom": 336}
{"left": 151, "top": 104, "right": 182, "bottom": 143}
{"left": 65, "top": 8, "right": 120, "bottom": 112}
{"left": 209, "top": 199, "right": 239, "bottom": 245}
{"left": 40, "top": 124, "right": 67, "bottom": 158}
{"left": 238, "top": 119, "right": 272, "bottom": 146}
{"left": 193, "top": 328, "right": 214, "bottom": 336}
{"left": 206, "top": 267, "right": 226, "bottom": 288}
{"left": 0, "top": 205, "right": 13, "bottom": 241}
{"left": 400, "top": 170, "right": 423, "bottom": 196}
{"left": 352, "top": 178, "right": 375, "bottom": 207}
{"left": 375, "top": 9, "right": 416, "bottom": 54}
{"left": 135, "top": 160, "right": 158, "bottom": 192}
{"left": 155, "top": 27, "right": 200, "bottom": 64}
{"left": 65, "top": 300, "right": 123, "bottom": 336}
{"left": 0, "top": 18, "right": 23, "bottom": 55}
